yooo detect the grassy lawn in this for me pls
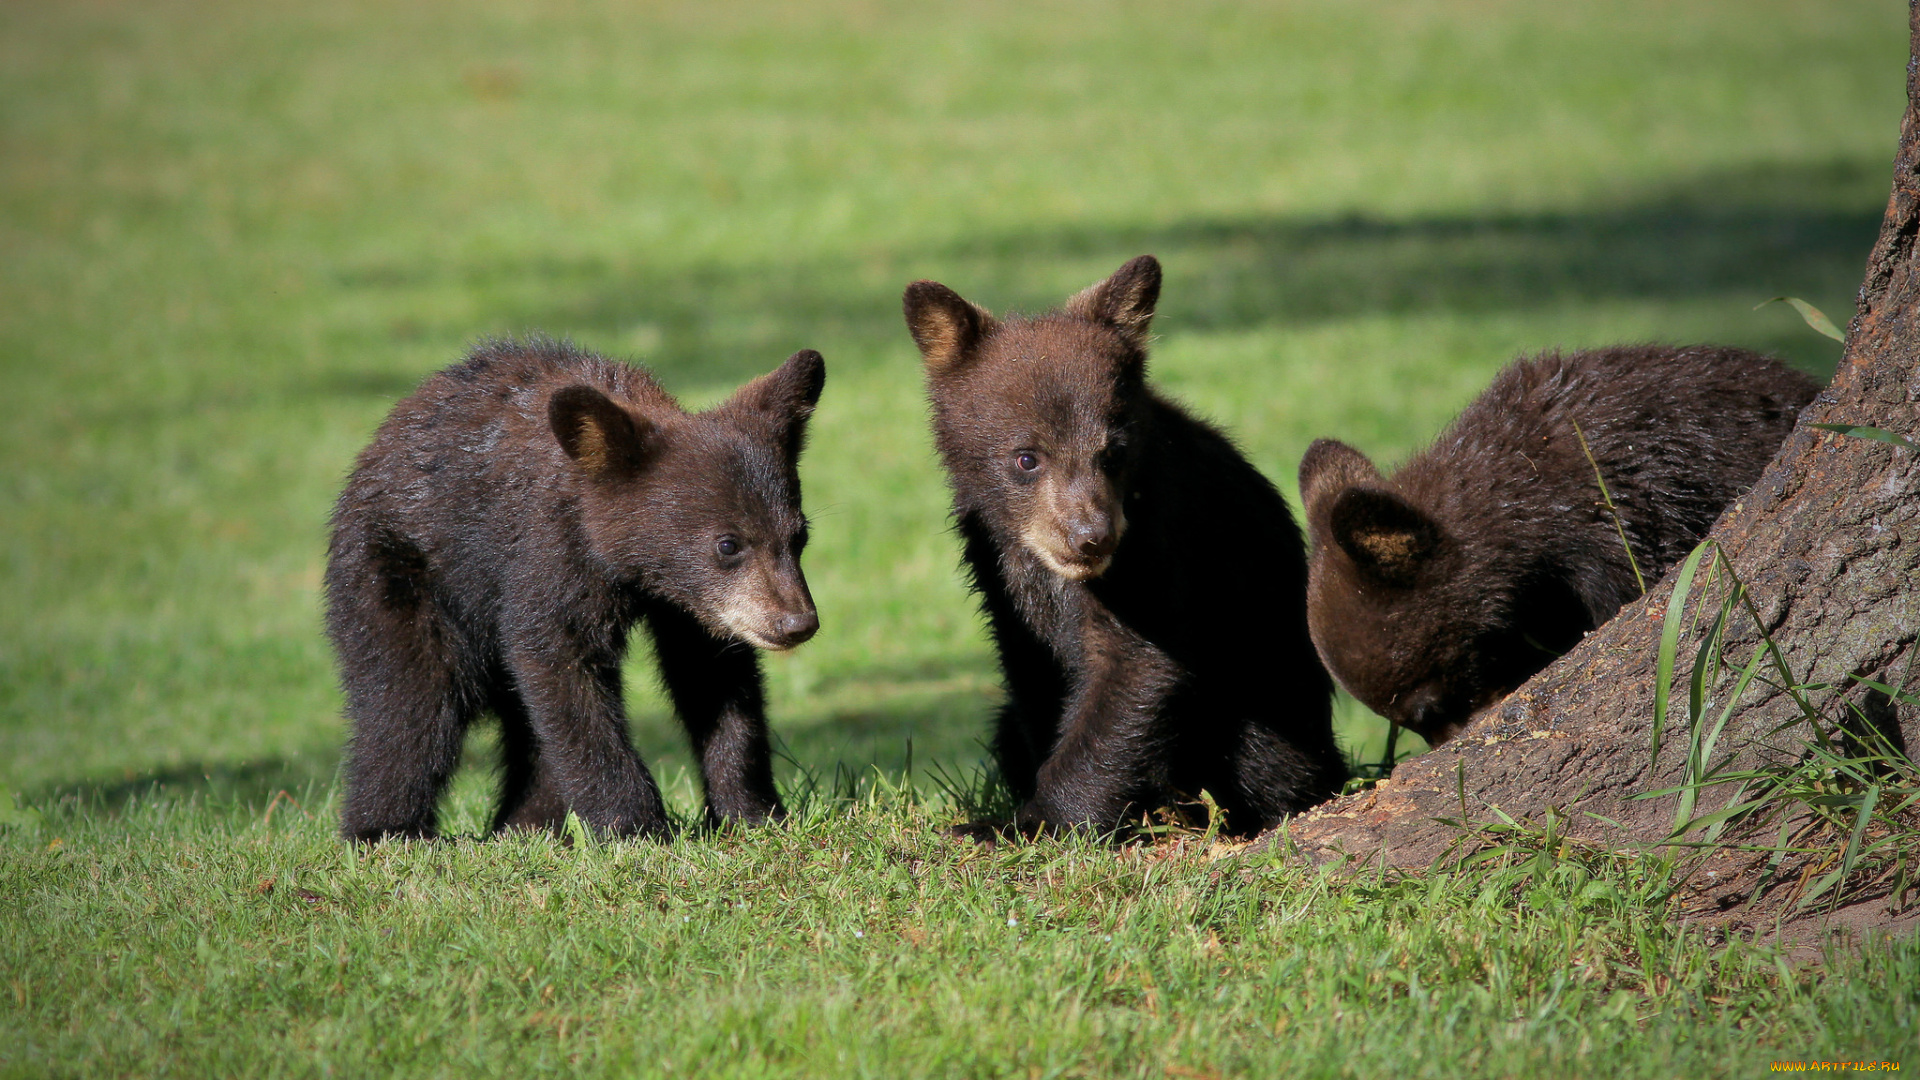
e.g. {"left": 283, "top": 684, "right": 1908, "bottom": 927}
{"left": 1, "top": 0, "right": 1913, "bottom": 1075}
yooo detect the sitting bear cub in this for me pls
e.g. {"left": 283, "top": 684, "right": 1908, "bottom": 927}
{"left": 1300, "top": 344, "right": 1818, "bottom": 746}
{"left": 326, "top": 338, "right": 825, "bottom": 842}
{"left": 905, "top": 255, "right": 1346, "bottom": 837}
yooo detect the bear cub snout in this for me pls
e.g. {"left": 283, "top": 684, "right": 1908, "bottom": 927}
{"left": 326, "top": 338, "right": 825, "bottom": 842}
{"left": 908, "top": 255, "right": 1346, "bottom": 836}
{"left": 1300, "top": 344, "right": 1819, "bottom": 745}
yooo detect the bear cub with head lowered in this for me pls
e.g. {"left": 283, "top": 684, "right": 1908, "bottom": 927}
{"left": 1300, "top": 344, "right": 1818, "bottom": 747}
{"left": 327, "top": 339, "right": 825, "bottom": 842}
{"left": 906, "top": 255, "right": 1346, "bottom": 837}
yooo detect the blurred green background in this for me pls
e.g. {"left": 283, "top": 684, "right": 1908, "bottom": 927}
{"left": 0, "top": 0, "right": 1899, "bottom": 816}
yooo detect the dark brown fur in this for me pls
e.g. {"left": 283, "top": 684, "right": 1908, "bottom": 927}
{"left": 906, "top": 256, "right": 1345, "bottom": 837}
{"left": 326, "top": 338, "right": 824, "bottom": 842}
{"left": 1300, "top": 345, "right": 1819, "bottom": 744}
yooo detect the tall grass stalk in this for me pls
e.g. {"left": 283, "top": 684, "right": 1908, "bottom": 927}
{"left": 1572, "top": 418, "right": 1647, "bottom": 595}
{"left": 1642, "top": 540, "right": 1919, "bottom": 912}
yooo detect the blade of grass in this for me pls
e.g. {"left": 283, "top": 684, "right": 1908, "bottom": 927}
{"left": 1799, "top": 784, "right": 1880, "bottom": 910}
{"left": 1653, "top": 542, "right": 1714, "bottom": 768}
{"left": 1686, "top": 579, "right": 1738, "bottom": 743}
{"left": 1808, "top": 423, "right": 1920, "bottom": 453}
{"left": 1572, "top": 418, "right": 1646, "bottom": 595}
{"left": 1756, "top": 296, "right": 1845, "bottom": 342}
{"left": 1684, "top": 644, "right": 1769, "bottom": 820}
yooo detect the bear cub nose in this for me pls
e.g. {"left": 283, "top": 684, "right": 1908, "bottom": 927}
{"left": 773, "top": 610, "right": 819, "bottom": 647}
{"left": 1071, "top": 521, "right": 1118, "bottom": 560}
{"left": 1401, "top": 684, "right": 1447, "bottom": 734}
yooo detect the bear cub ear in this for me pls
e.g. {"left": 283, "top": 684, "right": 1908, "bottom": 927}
{"left": 549, "top": 385, "right": 659, "bottom": 477}
{"left": 1064, "top": 254, "right": 1162, "bottom": 352}
{"left": 1298, "top": 438, "right": 1385, "bottom": 520}
{"left": 728, "top": 348, "right": 828, "bottom": 455}
{"left": 1327, "top": 487, "right": 1442, "bottom": 583}
{"left": 903, "top": 281, "right": 995, "bottom": 375}
{"left": 733, "top": 348, "right": 827, "bottom": 420}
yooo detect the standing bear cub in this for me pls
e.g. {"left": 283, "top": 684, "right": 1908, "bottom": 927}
{"left": 326, "top": 338, "right": 825, "bottom": 842}
{"left": 906, "top": 255, "right": 1346, "bottom": 837}
{"left": 1300, "top": 344, "right": 1819, "bottom": 746}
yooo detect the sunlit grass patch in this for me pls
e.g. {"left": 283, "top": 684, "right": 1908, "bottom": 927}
{"left": 0, "top": 0, "right": 1909, "bottom": 1074}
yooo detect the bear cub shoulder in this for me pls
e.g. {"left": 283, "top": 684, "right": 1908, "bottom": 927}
{"left": 326, "top": 338, "right": 825, "bottom": 842}
{"left": 906, "top": 256, "right": 1346, "bottom": 836}
{"left": 1300, "top": 344, "right": 1819, "bottom": 745}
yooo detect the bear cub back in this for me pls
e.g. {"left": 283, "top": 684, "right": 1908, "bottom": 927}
{"left": 326, "top": 338, "right": 824, "bottom": 842}
{"left": 1300, "top": 344, "right": 1819, "bottom": 745}
{"left": 907, "top": 255, "right": 1345, "bottom": 836}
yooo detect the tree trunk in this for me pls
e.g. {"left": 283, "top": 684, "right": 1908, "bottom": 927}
{"left": 1286, "top": 5, "right": 1920, "bottom": 904}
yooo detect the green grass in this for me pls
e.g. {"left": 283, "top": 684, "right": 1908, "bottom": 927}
{"left": 2, "top": 0, "right": 1914, "bottom": 1075}
{"left": 7, "top": 783, "right": 1920, "bottom": 1078}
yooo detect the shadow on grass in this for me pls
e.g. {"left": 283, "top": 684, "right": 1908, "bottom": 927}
{"left": 39, "top": 748, "right": 341, "bottom": 817}
{"left": 328, "top": 157, "right": 1886, "bottom": 391}
{"left": 25, "top": 685, "right": 1402, "bottom": 824}
{"left": 618, "top": 677, "right": 997, "bottom": 783}
{"left": 28, "top": 675, "right": 996, "bottom": 818}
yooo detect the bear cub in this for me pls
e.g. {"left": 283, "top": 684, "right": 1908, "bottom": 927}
{"left": 1300, "top": 344, "right": 1819, "bottom": 746}
{"left": 905, "top": 255, "right": 1346, "bottom": 837}
{"left": 326, "top": 338, "right": 825, "bottom": 842}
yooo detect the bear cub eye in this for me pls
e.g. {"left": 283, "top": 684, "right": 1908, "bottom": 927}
{"left": 1014, "top": 452, "right": 1041, "bottom": 473}
{"left": 715, "top": 536, "right": 742, "bottom": 558}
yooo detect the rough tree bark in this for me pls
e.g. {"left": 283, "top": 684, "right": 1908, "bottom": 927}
{"left": 1286, "top": 6, "right": 1920, "bottom": 901}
